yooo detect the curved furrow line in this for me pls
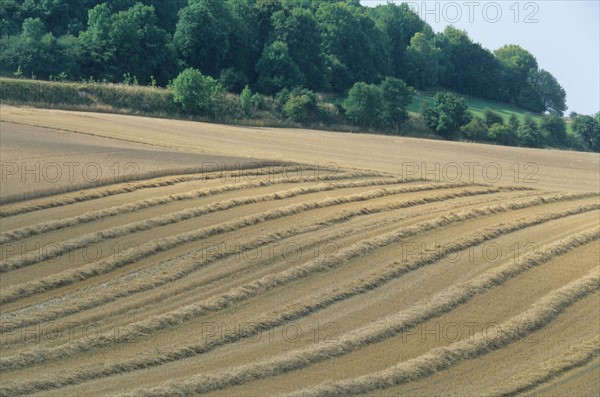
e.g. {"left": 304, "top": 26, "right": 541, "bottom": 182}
{"left": 0, "top": 172, "right": 388, "bottom": 244}
{"left": 0, "top": 164, "right": 388, "bottom": 219}
{"left": 5, "top": 221, "right": 597, "bottom": 396}
{"left": 0, "top": 164, "right": 301, "bottom": 218}
{"left": 1, "top": 200, "right": 596, "bottom": 375}
{"left": 1, "top": 187, "right": 512, "bottom": 329}
{"left": 491, "top": 335, "right": 600, "bottom": 396}
{"left": 280, "top": 269, "right": 600, "bottom": 397}
{"left": 0, "top": 181, "right": 476, "bottom": 273}
{"left": 106, "top": 228, "right": 600, "bottom": 397}
{"left": 0, "top": 183, "right": 490, "bottom": 305}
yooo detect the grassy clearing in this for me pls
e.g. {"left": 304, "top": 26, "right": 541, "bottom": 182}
{"left": 408, "top": 90, "right": 545, "bottom": 124}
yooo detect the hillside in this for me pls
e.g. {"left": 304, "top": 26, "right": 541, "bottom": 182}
{"left": 0, "top": 108, "right": 598, "bottom": 396}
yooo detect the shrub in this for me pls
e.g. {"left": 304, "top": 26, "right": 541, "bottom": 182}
{"left": 488, "top": 123, "right": 516, "bottom": 146}
{"left": 422, "top": 92, "right": 472, "bottom": 139}
{"left": 343, "top": 82, "right": 384, "bottom": 127}
{"left": 240, "top": 85, "right": 252, "bottom": 116}
{"left": 461, "top": 117, "right": 488, "bottom": 141}
{"left": 483, "top": 108, "right": 504, "bottom": 126}
{"left": 380, "top": 77, "right": 414, "bottom": 131}
{"left": 219, "top": 68, "right": 248, "bottom": 93}
{"left": 540, "top": 113, "right": 567, "bottom": 147}
{"left": 571, "top": 114, "right": 599, "bottom": 152}
{"left": 250, "top": 93, "right": 264, "bottom": 110}
{"left": 282, "top": 88, "right": 318, "bottom": 122}
{"left": 172, "top": 68, "right": 223, "bottom": 114}
{"left": 516, "top": 114, "right": 543, "bottom": 148}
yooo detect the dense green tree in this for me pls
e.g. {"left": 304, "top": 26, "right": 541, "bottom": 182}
{"left": 0, "top": 0, "right": 573, "bottom": 150}
{"left": 17, "top": 0, "right": 97, "bottom": 36}
{"left": 571, "top": 115, "right": 600, "bottom": 152}
{"left": 406, "top": 32, "right": 441, "bottom": 89}
{"left": 1, "top": 0, "right": 24, "bottom": 36}
{"left": 271, "top": 7, "right": 326, "bottom": 91}
{"left": 222, "top": 0, "right": 259, "bottom": 84}
{"left": 173, "top": 0, "right": 232, "bottom": 77}
{"left": 109, "top": 3, "right": 175, "bottom": 84}
{"left": 369, "top": 3, "right": 426, "bottom": 80}
{"left": 77, "top": 3, "right": 113, "bottom": 77}
{"left": 343, "top": 82, "right": 384, "bottom": 127}
{"left": 540, "top": 113, "right": 567, "bottom": 146}
{"left": 316, "top": 1, "right": 389, "bottom": 89}
{"left": 440, "top": 27, "right": 501, "bottom": 100}
{"left": 422, "top": 92, "right": 472, "bottom": 139}
{"left": 379, "top": 77, "right": 414, "bottom": 130}
{"left": 529, "top": 69, "right": 567, "bottom": 115}
{"left": 494, "top": 44, "right": 540, "bottom": 110}
{"left": 142, "top": 0, "right": 186, "bottom": 33}
{"left": 78, "top": 3, "right": 174, "bottom": 84}
{"left": 516, "top": 114, "right": 543, "bottom": 147}
{"left": 0, "top": 17, "right": 81, "bottom": 79}
{"left": 256, "top": 40, "right": 305, "bottom": 94}
{"left": 254, "top": 0, "right": 283, "bottom": 48}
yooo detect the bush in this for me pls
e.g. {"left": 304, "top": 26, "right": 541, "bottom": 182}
{"left": 380, "top": 77, "right": 414, "bottom": 131}
{"left": 343, "top": 82, "right": 384, "bottom": 127}
{"left": 172, "top": 68, "right": 223, "bottom": 114}
{"left": 256, "top": 41, "right": 305, "bottom": 94}
{"left": 571, "top": 114, "right": 600, "bottom": 152}
{"left": 517, "top": 114, "right": 543, "bottom": 147}
{"left": 422, "top": 92, "right": 472, "bottom": 139}
{"left": 488, "top": 123, "right": 517, "bottom": 146}
{"left": 565, "top": 130, "right": 588, "bottom": 151}
{"left": 219, "top": 68, "right": 248, "bottom": 93}
{"left": 483, "top": 108, "right": 504, "bottom": 126}
{"left": 461, "top": 117, "right": 488, "bottom": 141}
{"left": 282, "top": 88, "right": 318, "bottom": 123}
{"left": 250, "top": 93, "right": 264, "bottom": 110}
{"left": 240, "top": 85, "right": 252, "bottom": 116}
{"left": 540, "top": 113, "right": 567, "bottom": 147}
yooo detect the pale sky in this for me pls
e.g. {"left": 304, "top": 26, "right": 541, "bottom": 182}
{"left": 362, "top": 0, "right": 600, "bottom": 115}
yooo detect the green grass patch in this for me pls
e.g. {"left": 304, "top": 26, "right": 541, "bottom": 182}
{"left": 408, "top": 90, "right": 544, "bottom": 124}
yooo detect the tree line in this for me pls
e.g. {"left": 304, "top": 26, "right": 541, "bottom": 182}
{"left": 1, "top": 0, "right": 567, "bottom": 113}
{"left": 1, "top": 0, "right": 597, "bottom": 151}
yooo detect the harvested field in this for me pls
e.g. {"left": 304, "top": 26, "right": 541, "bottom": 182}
{"left": 0, "top": 108, "right": 598, "bottom": 396}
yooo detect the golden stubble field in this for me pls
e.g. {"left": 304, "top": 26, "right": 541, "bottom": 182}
{"left": 0, "top": 106, "right": 599, "bottom": 396}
